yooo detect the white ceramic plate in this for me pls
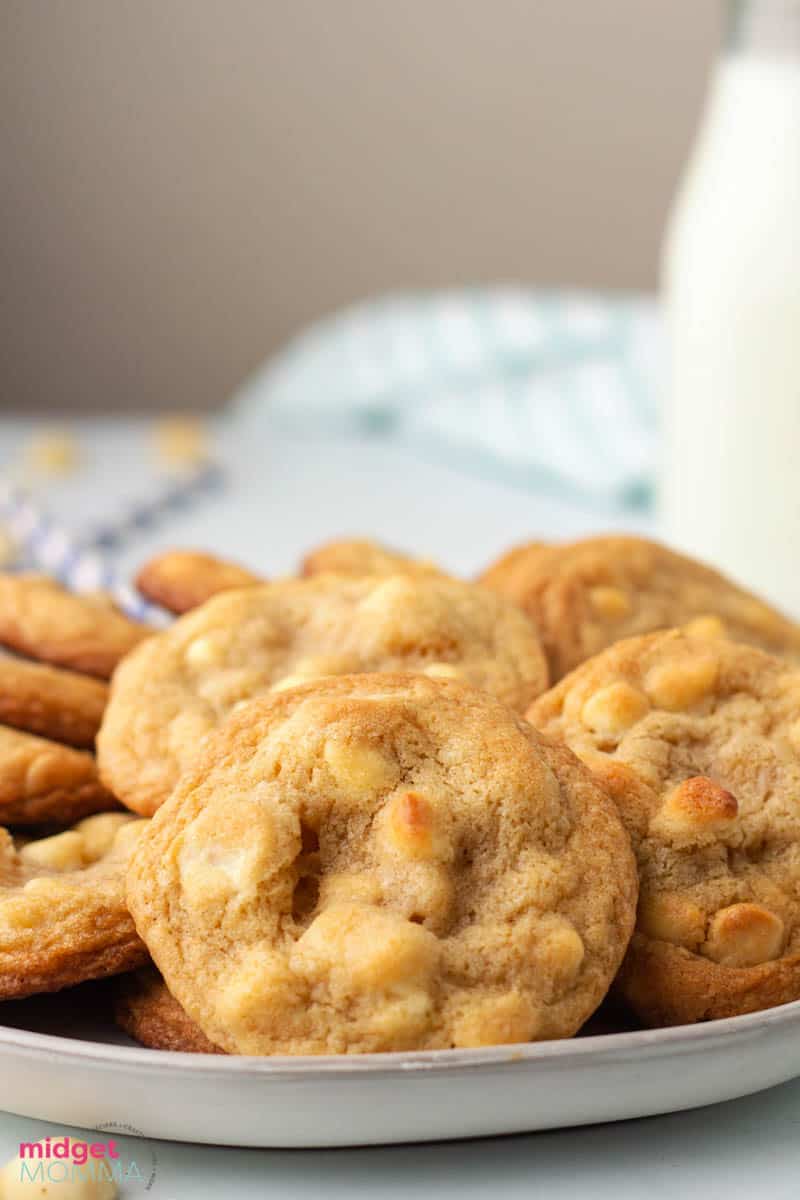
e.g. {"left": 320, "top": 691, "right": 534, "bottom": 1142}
{"left": 1, "top": 998, "right": 800, "bottom": 1147}
{"left": 0, "top": 431, "right": 794, "bottom": 1148}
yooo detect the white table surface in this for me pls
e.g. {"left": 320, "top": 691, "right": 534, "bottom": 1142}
{"left": 1, "top": 415, "right": 797, "bottom": 1199}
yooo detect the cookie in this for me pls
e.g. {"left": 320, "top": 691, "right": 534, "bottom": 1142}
{"left": 0, "top": 574, "right": 150, "bottom": 678}
{"left": 126, "top": 673, "right": 637, "bottom": 1054}
{"left": 115, "top": 967, "right": 223, "bottom": 1053}
{"left": 0, "top": 656, "right": 107, "bottom": 748}
{"left": 136, "top": 550, "right": 263, "bottom": 614}
{"left": 98, "top": 574, "right": 548, "bottom": 816}
{"left": 528, "top": 630, "right": 800, "bottom": 1025}
{"left": 0, "top": 726, "right": 118, "bottom": 825}
{"left": 301, "top": 538, "right": 444, "bottom": 578}
{"left": 480, "top": 535, "right": 800, "bottom": 681}
{"left": 0, "top": 812, "right": 148, "bottom": 999}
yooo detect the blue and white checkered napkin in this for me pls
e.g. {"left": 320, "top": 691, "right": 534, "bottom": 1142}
{"left": 236, "top": 289, "right": 661, "bottom": 507}
{"left": 0, "top": 464, "right": 221, "bottom": 623}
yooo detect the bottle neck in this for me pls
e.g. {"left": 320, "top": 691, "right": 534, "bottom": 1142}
{"left": 726, "top": 0, "right": 800, "bottom": 55}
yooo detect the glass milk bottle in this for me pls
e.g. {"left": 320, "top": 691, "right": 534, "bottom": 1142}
{"left": 660, "top": 0, "right": 800, "bottom": 614}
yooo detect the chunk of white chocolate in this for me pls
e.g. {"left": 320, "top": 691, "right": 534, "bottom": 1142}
{"left": 588, "top": 585, "right": 631, "bottom": 621}
{"left": 645, "top": 655, "right": 718, "bottom": 711}
{"left": 291, "top": 901, "right": 439, "bottom": 994}
{"left": 380, "top": 791, "right": 451, "bottom": 861}
{"left": 423, "top": 662, "right": 464, "bottom": 680}
{"left": 580, "top": 682, "right": 649, "bottom": 737}
{"left": 649, "top": 776, "right": 738, "bottom": 842}
{"left": 19, "top": 831, "right": 86, "bottom": 872}
{"left": 323, "top": 738, "right": 397, "bottom": 795}
{"left": 702, "top": 903, "right": 785, "bottom": 967}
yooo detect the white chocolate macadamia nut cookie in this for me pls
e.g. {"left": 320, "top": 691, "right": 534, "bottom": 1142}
{"left": 136, "top": 549, "right": 263, "bottom": 614}
{"left": 0, "top": 812, "right": 148, "bottom": 999}
{"left": 300, "top": 538, "right": 445, "bottom": 579}
{"left": 126, "top": 674, "right": 637, "bottom": 1054}
{"left": 528, "top": 630, "right": 800, "bottom": 1025}
{"left": 97, "top": 574, "right": 548, "bottom": 816}
{"left": 480, "top": 535, "right": 800, "bottom": 681}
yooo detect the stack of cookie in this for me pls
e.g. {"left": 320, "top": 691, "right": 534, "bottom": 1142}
{"left": 0, "top": 575, "right": 152, "bottom": 999}
{"left": 2, "top": 533, "right": 800, "bottom": 1055}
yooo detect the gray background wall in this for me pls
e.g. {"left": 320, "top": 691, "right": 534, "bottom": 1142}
{"left": 2, "top": 1, "right": 721, "bottom": 413}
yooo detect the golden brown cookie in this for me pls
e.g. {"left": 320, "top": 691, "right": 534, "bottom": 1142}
{"left": 528, "top": 630, "right": 800, "bottom": 1025}
{"left": 0, "top": 813, "right": 148, "bottom": 999}
{"left": 0, "top": 726, "right": 118, "bottom": 825}
{"left": 127, "top": 673, "right": 637, "bottom": 1055}
{"left": 0, "top": 574, "right": 151, "bottom": 678}
{"left": 301, "top": 538, "right": 445, "bottom": 578}
{"left": 98, "top": 573, "right": 548, "bottom": 816}
{"left": 0, "top": 656, "right": 107, "bottom": 748}
{"left": 480, "top": 535, "right": 800, "bottom": 681}
{"left": 136, "top": 550, "right": 263, "bottom": 614}
{"left": 115, "top": 967, "right": 223, "bottom": 1053}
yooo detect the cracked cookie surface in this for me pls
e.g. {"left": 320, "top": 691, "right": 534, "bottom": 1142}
{"left": 529, "top": 630, "right": 800, "bottom": 1024}
{"left": 480, "top": 535, "right": 800, "bottom": 680}
{"left": 98, "top": 574, "right": 548, "bottom": 816}
{"left": 126, "top": 674, "right": 636, "bottom": 1054}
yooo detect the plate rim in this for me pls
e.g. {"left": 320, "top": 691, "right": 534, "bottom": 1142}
{"left": 1, "top": 997, "right": 799, "bottom": 1080}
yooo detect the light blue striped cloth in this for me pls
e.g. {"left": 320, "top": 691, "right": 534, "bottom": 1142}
{"left": 0, "top": 467, "right": 221, "bottom": 623}
{"left": 0, "top": 290, "right": 660, "bottom": 613}
{"left": 236, "top": 289, "right": 661, "bottom": 508}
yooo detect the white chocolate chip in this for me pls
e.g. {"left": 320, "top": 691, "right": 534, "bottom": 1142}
{"left": 423, "top": 662, "right": 464, "bottom": 680}
{"left": 649, "top": 777, "right": 738, "bottom": 842}
{"left": 272, "top": 655, "right": 352, "bottom": 693}
{"left": 452, "top": 992, "right": 540, "bottom": 1047}
{"left": 380, "top": 791, "right": 451, "bottom": 862}
{"left": 179, "top": 843, "right": 253, "bottom": 907}
{"left": 19, "top": 831, "right": 86, "bottom": 872}
{"left": 293, "top": 655, "right": 352, "bottom": 678}
{"left": 638, "top": 893, "right": 706, "bottom": 949}
{"left": 646, "top": 655, "right": 718, "bottom": 711}
{"left": 588, "top": 586, "right": 631, "bottom": 621}
{"left": 185, "top": 632, "right": 228, "bottom": 669}
{"left": 580, "top": 682, "right": 649, "bottom": 737}
{"left": 323, "top": 739, "right": 397, "bottom": 795}
{"left": 216, "top": 947, "right": 301, "bottom": 1035}
{"left": 292, "top": 902, "right": 440, "bottom": 995}
{"left": 23, "top": 876, "right": 73, "bottom": 899}
{"left": 684, "top": 614, "right": 727, "bottom": 640}
{"left": 538, "top": 919, "right": 585, "bottom": 984}
{"left": 702, "top": 903, "right": 785, "bottom": 967}
{"left": 73, "top": 813, "right": 137, "bottom": 862}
